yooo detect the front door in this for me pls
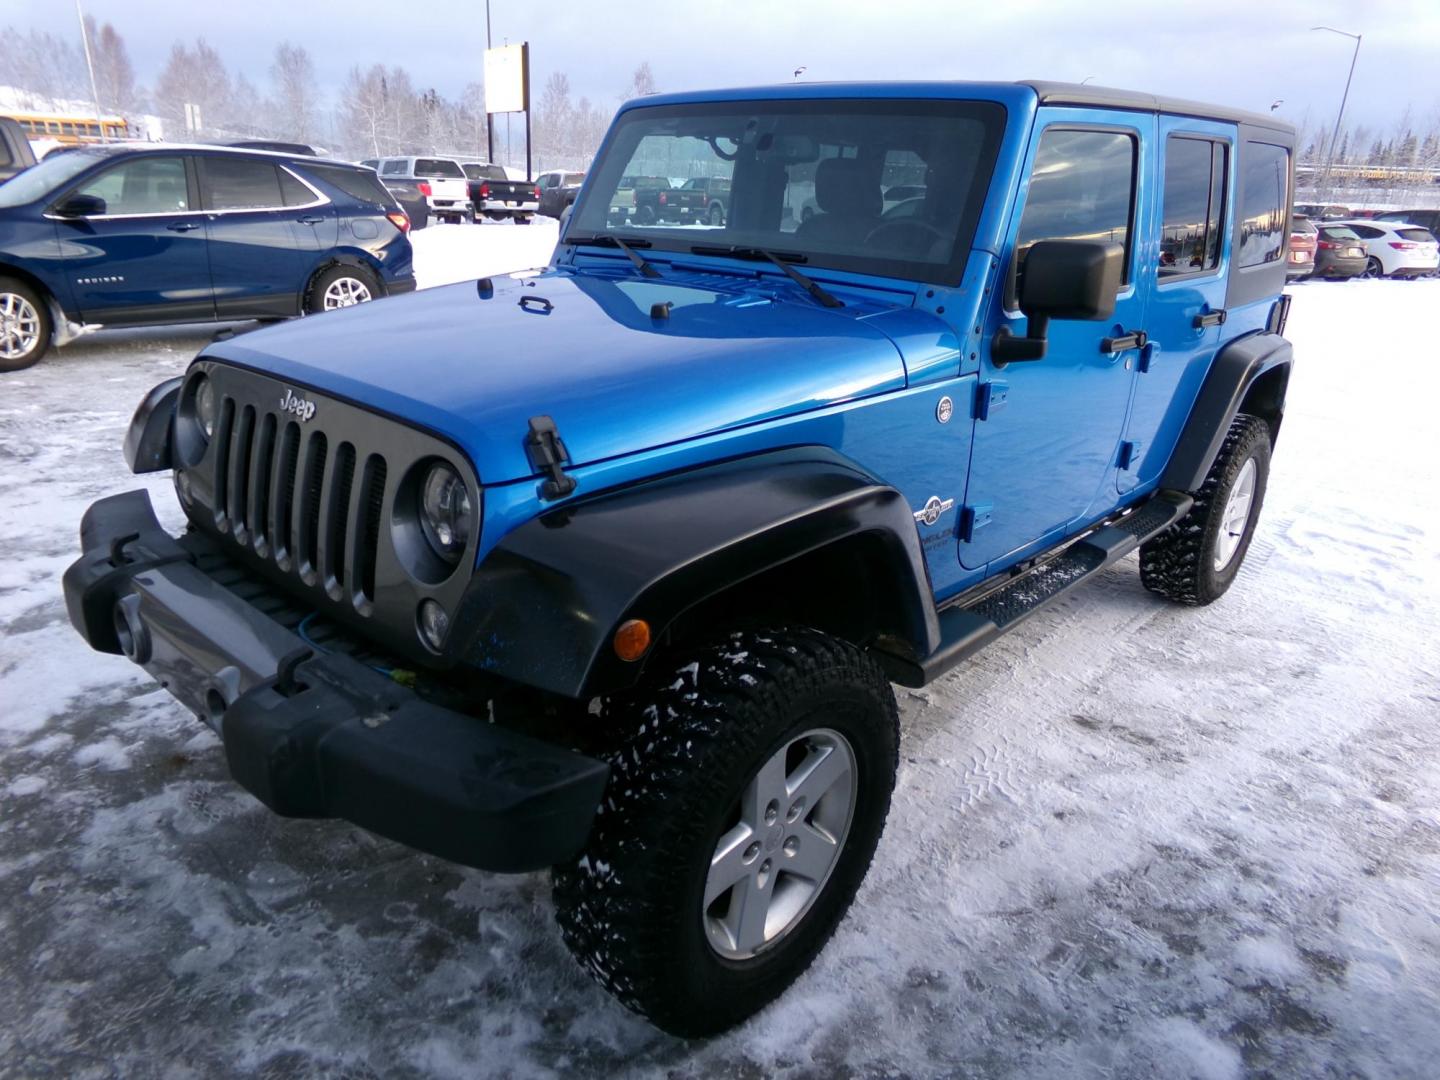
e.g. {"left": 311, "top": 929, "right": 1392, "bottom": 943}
{"left": 198, "top": 155, "right": 313, "bottom": 319}
{"left": 960, "top": 112, "right": 1154, "bottom": 570}
{"left": 59, "top": 154, "right": 214, "bottom": 324}
{"left": 1119, "top": 119, "right": 1233, "bottom": 494}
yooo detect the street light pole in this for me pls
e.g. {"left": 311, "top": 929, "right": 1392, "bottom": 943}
{"left": 485, "top": 0, "right": 495, "bottom": 164}
{"left": 1312, "top": 25, "right": 1362, "bottom": 196}
{"left": 75, "top": 0, "right": 107, "bottom": 143}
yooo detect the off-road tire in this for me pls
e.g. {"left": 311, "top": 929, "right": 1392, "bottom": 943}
{"left": 1140, "top": 414, "right": 1272, "bottom": 605}
{"left": 552, "top": 627, "right": 899, "bottom": 1038}
{"left": 0, "top": 277, "right": 52, "bottom": 373}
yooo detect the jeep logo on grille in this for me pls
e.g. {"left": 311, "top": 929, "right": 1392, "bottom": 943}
{"left": 279, "top": 389, "right": 317, "bottom": 422}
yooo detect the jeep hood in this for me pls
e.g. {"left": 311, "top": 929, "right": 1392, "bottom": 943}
{"left": 208, "top": 270, "right": 914, "bottom": 485}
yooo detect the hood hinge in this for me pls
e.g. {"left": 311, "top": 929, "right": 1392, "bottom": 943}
{"left": 524, "top": 415, "right": 578, "bottom": 500}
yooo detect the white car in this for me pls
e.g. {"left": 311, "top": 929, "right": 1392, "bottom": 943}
{"left": 1335, "top": 219, "right": 1439, "bottom": 279}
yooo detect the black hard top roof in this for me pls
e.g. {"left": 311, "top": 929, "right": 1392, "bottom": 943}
{"left": 1021, "top": 81, "right": 1295, "bottom": 135}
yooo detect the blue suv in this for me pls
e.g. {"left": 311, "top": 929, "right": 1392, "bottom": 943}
{"left": 65, "top": 82, "right": 1294, "bottom": 1035}
{"left": 0, "top": 144, "right": 415, "bottom": 370}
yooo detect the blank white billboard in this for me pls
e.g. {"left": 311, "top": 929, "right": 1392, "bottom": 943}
{"left": 484, "top": 44, "right": 529, "bottom": 114}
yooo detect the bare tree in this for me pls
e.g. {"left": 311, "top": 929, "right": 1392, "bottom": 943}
{"left": 85, "top": 17, "right": 140, "bottom": 114}
{"left": 0, "top": 26, "right": 88, "bottom": 103}
{"left": 154, "top": 39, "right": 232, "bottom": 134}
{"left": 626, "top": 61, "right": 658, "bottom": 100}
{"left": 269, "top": 43, "right": 318, "bottom": 142}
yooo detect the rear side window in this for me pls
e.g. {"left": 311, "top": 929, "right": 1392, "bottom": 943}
{"left": 277, "top": 168, "right": 314, "bottom": 207}
{"left": 1348, "top": 223, "right": 1382, "bottom": 239}
{"left": 1236, "top": 142, "right": 1290, "bottom": 267}
{"left": 202, "top": 158, "right": 284, "bottom": 210}
{"left": 414, "top": 158, "right": 464, "bottom": 178}
{"left": 1014, "top": 127, "right": 1137, "bottom": 287}
{"left": 304, "top": 163, "right": 392, "bottom": 207}
{"left": 76, "top": 156, "right": 190, "bottom": 215}
{"left": 1159, "top": 136, "right": 1227, "bottom": 277}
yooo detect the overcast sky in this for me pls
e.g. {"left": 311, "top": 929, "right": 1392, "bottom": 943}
{"left": 10, "top": 0, "right": 1440, "bottom": 138}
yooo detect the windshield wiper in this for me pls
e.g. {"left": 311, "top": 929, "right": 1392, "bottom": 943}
{"left": 567, "top": 233, "right": 660, "bottom": 278}
{"left": 688, "top": 244, "right": 842, "bottom": 309}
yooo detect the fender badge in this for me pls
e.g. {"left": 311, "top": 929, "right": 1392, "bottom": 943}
{"left": 936, "top": 396, "right": 954, "bottom": 424}
{"left": 913, "top": 496, "right": 955, "bottom": 527}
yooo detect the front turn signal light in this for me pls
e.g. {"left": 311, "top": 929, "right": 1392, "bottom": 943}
{"left": 613, "top": 619, "right": 652, "bottom": 662}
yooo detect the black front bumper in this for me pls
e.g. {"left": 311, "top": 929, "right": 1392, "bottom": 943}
{"left": 62, "top": 490, "right": 608, "bottom": 873}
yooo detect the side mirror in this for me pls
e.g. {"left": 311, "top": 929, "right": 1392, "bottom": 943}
{"left": 993, "top": 240, "right": 1123, "bottom": 363}
{"left": 53, "top": 193, "right": 107, "bottom": 218}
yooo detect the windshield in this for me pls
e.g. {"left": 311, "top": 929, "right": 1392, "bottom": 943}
{"left": 0, "top": 148, "right": 107, "bottom": 207}
{"left": 415, "top": 158, "right": 464, "bottom": 179}
{"left": 568, "top": 99, "right": 1005, "bottom": 285}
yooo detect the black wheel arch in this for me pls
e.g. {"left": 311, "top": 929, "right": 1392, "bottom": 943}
{"left": 450, "top": 447, "right": 941, "bottom": 700}
{"left": 303, "top": 255, "right": 385, "bottom": 308}
{"left": 1162, "top": 329, "right": 1292, "bottom": 493}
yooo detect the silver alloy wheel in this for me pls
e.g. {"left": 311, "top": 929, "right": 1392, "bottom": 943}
{"left": 703, "top": 727, "right": 857, "bottom": 960}
{"left": 0, "top": 292, "right": 42, "bottom": 361}
{"left": 1214, "top": 457, "right": 1257, "bottom": 571}
{"left": 322, "top": 276, "right": 373, "bottom": 310}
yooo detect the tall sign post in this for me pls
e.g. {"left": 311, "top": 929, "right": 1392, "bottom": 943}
{"left": 483, "top": 42, "right": 531, "bottom": 179}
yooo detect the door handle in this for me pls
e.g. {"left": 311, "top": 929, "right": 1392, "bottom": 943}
{"left": 297, "top": 215, "right": 325, "bottom": 225}
{"left": 166, "top": 221, "right": 200, "bottom": 232}
{"left": 1100, "top": 329, "right": 1147, "bottom": 353}
{"left": 1193, "top": 309, "right": 1228, "bottom": 329}
{"left": 518, "top": 295, "right": 554, "bottom": 314}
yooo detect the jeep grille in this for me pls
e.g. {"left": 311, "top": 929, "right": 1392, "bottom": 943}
{"left": 174, "top": 361, "right": 479, "bottom": 662}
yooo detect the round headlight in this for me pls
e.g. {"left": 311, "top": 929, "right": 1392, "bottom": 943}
{"left": 193, "top": 373, "right": 217, "bottom": 439}
{"left": 418, "top": 462, "right": 473, "bottom": 562}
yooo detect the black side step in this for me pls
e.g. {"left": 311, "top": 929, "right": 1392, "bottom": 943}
{"left": 876, "top": 491, "right": 1192, "bottom": 688}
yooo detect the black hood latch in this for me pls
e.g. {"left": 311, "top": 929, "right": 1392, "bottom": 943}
{"left": 524, "top": 415, "right": 578, "bottom": 500}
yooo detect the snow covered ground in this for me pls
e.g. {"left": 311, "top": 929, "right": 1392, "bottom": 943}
{"left": 1, "top": 225, "right": 1437, "bottom": 1078}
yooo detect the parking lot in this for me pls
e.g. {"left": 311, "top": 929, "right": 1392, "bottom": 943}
{"left": 1, "top": 234, "right": 1437, "bottom": 1077}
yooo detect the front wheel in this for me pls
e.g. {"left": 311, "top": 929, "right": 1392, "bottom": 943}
{"left": 1140, "top": 414, "right": 1272, "bottom": 605}
{"left": 305, "top": 264, "right": 380, "bottom": 314}
{"left": 0, "top": 277, "right": 52, "bottom": 373}
{"left": 553, "top": 628, "right": 899, "bottom": 1037}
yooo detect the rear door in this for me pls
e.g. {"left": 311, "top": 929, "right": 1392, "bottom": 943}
{"left": 961, "top": 112, "right": 1153, "bottom": 570}
{"left": 198, "top": 155, "right": 313, "bottom": 318}
{"left": 1118, "top": 119, "right": 1233, "bottom": 494}
{"left": 59, "top": 153, "right": 214, "bottom": 323}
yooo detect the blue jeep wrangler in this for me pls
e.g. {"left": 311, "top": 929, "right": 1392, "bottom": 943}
{"left": 64, "top": 81, "right": 1295, "bottom": 1036}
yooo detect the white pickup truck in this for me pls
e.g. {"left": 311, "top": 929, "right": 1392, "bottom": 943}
{"left": 372, "top": 156, "right": 472, "bottom": 223}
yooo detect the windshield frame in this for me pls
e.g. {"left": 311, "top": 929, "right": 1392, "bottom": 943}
{"left": 568, "top": 97, "right": 1007, "bottom": 287}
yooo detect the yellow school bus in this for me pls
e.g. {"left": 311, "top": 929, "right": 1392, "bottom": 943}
{"left": 10, "top": 112, "right": 129, "bottom": 145}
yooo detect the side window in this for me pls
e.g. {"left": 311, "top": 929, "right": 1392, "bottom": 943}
{"left": 1160, "top": 136, "right": 1228, "bottom": 277}
{"left": 277, "top": 168, "right": 315, "bottom": 207}
{"left": 202, "top": 158, "right": 284, "bottom": 210}
{"left": 1014, "top": 128, "right": 1137, "bottom": 290}
{"left": 1237, "top": 142, "right": 1289, "bottom": 267}
{"left": 75, "top": 156, "right": 190, "bottom": 215}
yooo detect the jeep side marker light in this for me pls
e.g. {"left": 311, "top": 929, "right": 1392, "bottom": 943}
{"left": 613, "top": 618, "right": 652, "bottom": 661}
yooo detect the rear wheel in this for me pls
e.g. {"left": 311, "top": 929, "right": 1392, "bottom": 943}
{"left": 552, "top": 627, "right": 899, "bottom": 1037}
{"left": 0, "top": 278, "right": 52, "bottom": 373}
{"left": 305, "top": 264, "right": 380, "bottom": 314}
{"left": 1140, "top": 414, "right": 1272, "bottom": 605}
{"left": 1360, "top": 256, "right": 1385, "bottom": 279}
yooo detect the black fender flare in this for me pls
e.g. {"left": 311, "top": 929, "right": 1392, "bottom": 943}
{"left": 1162, "top": 331, "right": 1293, "bottom": 493}
{"left": 451, "top": 448, "right": 941, "bottom": 699}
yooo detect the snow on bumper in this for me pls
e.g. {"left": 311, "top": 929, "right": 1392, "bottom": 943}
{"left": 62, "top": 489, "right": 609, "bottom": 873}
